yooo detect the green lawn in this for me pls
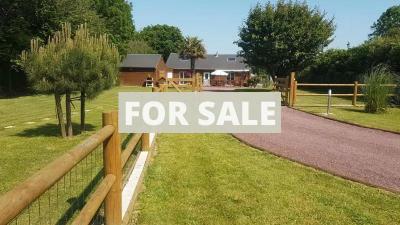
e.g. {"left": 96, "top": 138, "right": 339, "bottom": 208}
{"left": 2, "top": 86, "right": 400, "bottom": 224}
{"left": 294, "top": 89, "right": 400, "bottom": 132}
{"left": 0, "top": 86, "right": 149, "bottom": 194}
{"left": 131, "top": 134, "right": 400, "bottom": 225}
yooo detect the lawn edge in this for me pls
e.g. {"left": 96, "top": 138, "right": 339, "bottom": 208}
{"left": 230, "top": 133, "right": 400, "bottom": 195}
{"left": 292, "top": 107, "right": 400, "bottom": 135}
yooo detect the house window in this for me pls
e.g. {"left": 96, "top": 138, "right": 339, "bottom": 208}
{"left": 227, "top": 57, "right": 236, "bottom": 62}
{"left": 228, "top": 72, "right": 235, "bottom": 81}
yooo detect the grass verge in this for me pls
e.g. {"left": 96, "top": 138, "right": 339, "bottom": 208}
{"left": 294, "top": 89, "right": 400, "bottom": 132}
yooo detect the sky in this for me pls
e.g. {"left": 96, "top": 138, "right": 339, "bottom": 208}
{"left": 132, "top": 0, "right": 399, "bottom": 54}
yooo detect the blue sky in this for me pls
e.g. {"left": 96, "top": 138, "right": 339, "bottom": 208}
{"left": 132, "top": 0, "right": 398, "bottom": 54}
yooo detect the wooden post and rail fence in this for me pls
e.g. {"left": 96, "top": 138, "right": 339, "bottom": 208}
{"left": 166, "top": 73, "right": 202, "bottom": 93}
{"left": 0, "top": 88, "right": 168, "bottom": 225}
{"left": 275, "top": 72, "right": 398, "bottom": 107}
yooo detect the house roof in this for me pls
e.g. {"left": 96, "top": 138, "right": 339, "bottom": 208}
{"left": 120, "top": 54, "right": 162, "bottom": 68}
{"left": 166, "top": 53, "right": 249, "bottom": 71}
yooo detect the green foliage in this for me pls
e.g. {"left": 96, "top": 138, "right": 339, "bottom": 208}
{"left": 0, "top": 0, "right": 107, "bottom": 94}
{"left": 179, "top": 36, "right": 206, "bottom": 71}
{"left": 93, "top": 0, "right": 135, "bottom": 54}
{"left": 125, "top": 40, "right": 156, "bottom": 54}
{"left": 237, "top": 0, "right": 335, "bottom": 77}
{"left": 301, "top": 33, "right": 400, "bottom": 84}
{"left": 370, "top": 5, "right": 400, "bottom": 38}
{"left": 139, "top": 25, "right": 184, "bottom": 60}
{"left": 362, "top": 66, "right": 394, "bottom": 113}
{"left": 247, "top": 76, "right": 260, "bottom": 88}
{"left": 63, "top": 24, "right": 120, "bottom": 99}
{"left": 18, "top": 24, "right": 76, "bottom": 94}
{"left": 18, "top": 23, "right": 120, "bottom": 136}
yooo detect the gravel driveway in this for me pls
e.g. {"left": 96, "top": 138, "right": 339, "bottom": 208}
{"left": 234, "top": 107, "right": 400, "bottom": 193}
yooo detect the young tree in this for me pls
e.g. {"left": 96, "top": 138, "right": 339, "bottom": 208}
{"left": 18, "top": 24, "right": 76, "bottom": 137}
{"left": 179, "top": 37, "right": 207, "bottom": 78}
{"left": 19, "top": 23, "right": 119, "bottom": 137}
{"left": 370, "top": 5, "right": 400, "bottom": 38}
{"left": 65, "top": 24, "right": 119, "bottom": 132}
{"left": 139, "top": 25, "right": 184, "bottom": 60}
{"left": 237, "top": 1, "right": 335, "bottom": 77}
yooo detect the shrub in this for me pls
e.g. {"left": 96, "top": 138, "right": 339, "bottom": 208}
{"left": 248, "top": 76, "right": 260, "bottom": 88}
{"left": 362, "top": 66, "right": 395, "bottom": 113}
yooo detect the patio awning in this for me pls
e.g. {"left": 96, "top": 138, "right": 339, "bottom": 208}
{"left": 211, "top": 70, "right": 228, "bottom": 76}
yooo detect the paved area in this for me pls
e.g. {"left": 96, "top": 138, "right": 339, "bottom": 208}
{"left": 234, "top": 107, "right": 400, "bottom": 192}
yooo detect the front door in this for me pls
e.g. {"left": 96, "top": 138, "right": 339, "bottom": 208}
{"left": 203, "top": 72, "right": 211, "bottom": 86}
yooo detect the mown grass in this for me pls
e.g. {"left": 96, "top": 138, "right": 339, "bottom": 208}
{"left": 0, "top": 86, "right": 149, "bottom": 194}
{"left": 294, "top": 89, "right": 400, "bottom": 132}
{"left": 131, "top": 134, "right": 400, "bottom": 225}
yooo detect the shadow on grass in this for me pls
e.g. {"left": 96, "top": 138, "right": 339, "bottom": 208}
{"left": 15, "top": 123, "right": 96, "bottom": 137}
{"left": 341, "top": 107, "right": 367, "bottom": 114}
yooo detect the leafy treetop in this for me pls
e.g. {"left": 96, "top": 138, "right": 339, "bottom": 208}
{"left": 237, "top": 0, "right": 335, "bottom": 77}
{"left": 371, "top": 5, "right": 400, "bottom": 38}
{"left": 139, "top": 24, "right": 184, "bottom": 60}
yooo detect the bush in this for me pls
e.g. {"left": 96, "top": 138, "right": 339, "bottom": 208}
{"left": 248, "top": 77, "right": 260, "bottom": 88}
{"left": 300, "top": 33, "right": 400, "bottom": 84}
{"left": 362, "top": 66, "right": 395, "bottom": 113}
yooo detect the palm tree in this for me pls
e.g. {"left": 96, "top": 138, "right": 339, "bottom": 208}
{"left": 179, "top": 36, "right": 206, "bottom": 83}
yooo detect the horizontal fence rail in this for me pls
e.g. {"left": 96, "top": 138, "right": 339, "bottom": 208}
{"left": 0, "top": 111, "right": 149, "bottom": 225}
{"left": 0, "top": 125, "right": 115, "bottom": 225}
{"left": 0, "top": 80, "right": 176, "bottom": 225}
{"left": 286, "top": 73, "right": 398, "bottom": 107}
{"left": 71, "top": 174, "right": 115, "bottom": 225}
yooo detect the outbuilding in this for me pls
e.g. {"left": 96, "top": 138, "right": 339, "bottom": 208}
{"left": 119, "top": 54, "right": 169, "bottom": 86}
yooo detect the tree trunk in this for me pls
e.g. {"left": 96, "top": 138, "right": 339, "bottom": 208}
{"left": 54, "top": 93, "right": 66, "bottom": 138}
{"left": 80, "top": 90, "right": 86, "bottom": 133}
{"left": 191, "top": 58, "right": 196, "bottom": 78}
{"left": 65, "top": 91, "right": 73, "bottom": 137}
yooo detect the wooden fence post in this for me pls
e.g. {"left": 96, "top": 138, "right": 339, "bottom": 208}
{"left": 293, "top": 80, "right": 298, "bottom": 107}
{"left": 102, "top": 111, "right": 122, "bottom": 225}
{"left": 353, "top": 81, "right": 358, "bottom": 106}
{"left": 289, "top": 72, "right": 295, "bottom": 107}
{"left": 141, "top": 133, "right": 150, "bottom": 151}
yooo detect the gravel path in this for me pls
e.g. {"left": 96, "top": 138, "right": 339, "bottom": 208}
{"left": 234, "top": 107, "right": 400, "bottom": 193}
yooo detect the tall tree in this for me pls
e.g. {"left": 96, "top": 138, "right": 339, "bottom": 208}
{"left": 237, "top": 0, "right": 335, "bottom": 77}
{"left": 370, "top": 5, "right": 400, "bottom": 38}
{"left": 94, "top": 0, "right": 135, "bottom": 54}
{"left": 139, "top": 25, "right": 184, "bottom": 60}
{"left": 179, "top": 37, "right": 206, "bottom": 77}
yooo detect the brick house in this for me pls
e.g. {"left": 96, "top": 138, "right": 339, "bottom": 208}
{"left": 166, "top": 53, "right": 251, "bottom": 87}
{"left": 119, "top": 54, "right": 169, "bottom": 86}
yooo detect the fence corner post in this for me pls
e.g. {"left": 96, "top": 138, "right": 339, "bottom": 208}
{"left": 353, "top": 81, "right": 358, "bottom": 106}
{"left": 102, "top": 111, "right": 122, "bottom": 225}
